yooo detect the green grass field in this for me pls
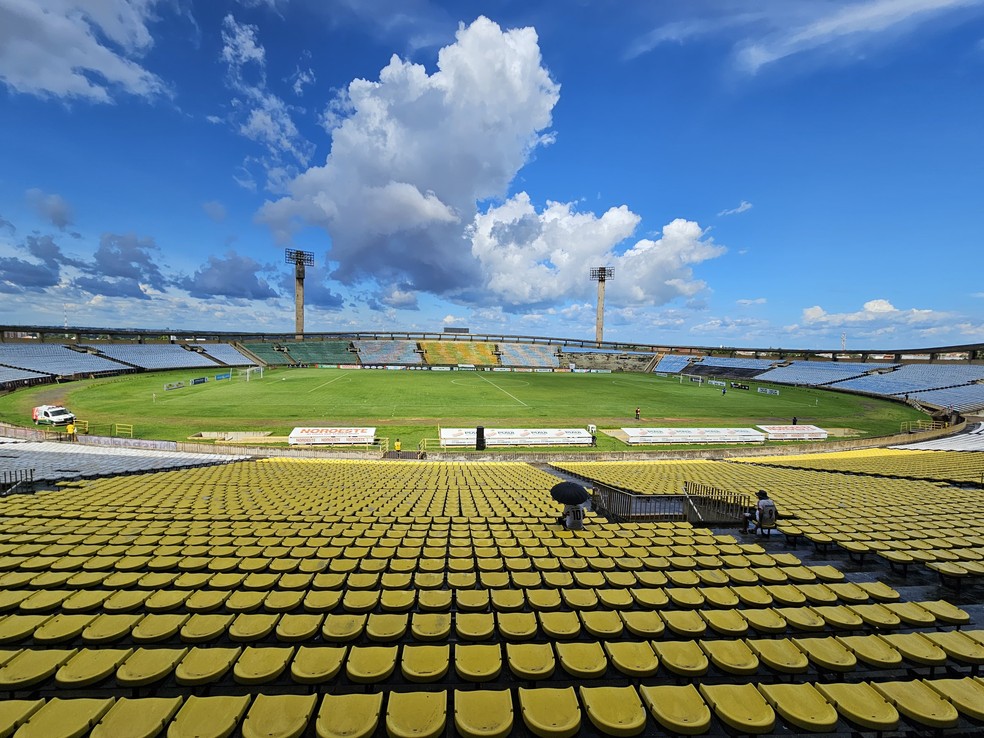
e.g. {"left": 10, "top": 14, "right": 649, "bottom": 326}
{"left": 0, "top": 367, "right": 925, "bottom": 451}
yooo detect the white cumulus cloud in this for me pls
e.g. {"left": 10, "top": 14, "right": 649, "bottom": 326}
{"left": 0, "top": 0, "right": 166, "bottom": 102}
{"left": 258, "top": 16, "right": 560, "bottom": 295}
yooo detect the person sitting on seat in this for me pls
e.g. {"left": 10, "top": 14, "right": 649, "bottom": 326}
{"left": 742, "top": 490, "right": 777, "bottom": 534}
{"left": 558, "top": 500, "right": 591, "bottom": 530}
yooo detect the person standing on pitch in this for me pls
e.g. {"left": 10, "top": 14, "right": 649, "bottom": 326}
{"left": 635, "top": 407, "right": 641, "bottom": 420}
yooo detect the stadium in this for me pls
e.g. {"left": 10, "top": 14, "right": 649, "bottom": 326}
{"left": 1, "top": 325, "right": 983, "bottom": 738}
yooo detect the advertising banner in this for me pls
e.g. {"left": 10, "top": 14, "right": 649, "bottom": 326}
{"left": 621, "top": 427, "right": 766, "bottom": 444}
{"left": 757, "top": 424, "right": 828, "bottom": 440}
{"left": 288, "top": 427, "right": 376, "bottom": 445}
{"left": 439, "top": 428, "right": 594, "bottom": 447}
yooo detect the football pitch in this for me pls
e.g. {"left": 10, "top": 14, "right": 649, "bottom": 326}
{"left": 0, "top": 367, "right": 925, "bottom": 450}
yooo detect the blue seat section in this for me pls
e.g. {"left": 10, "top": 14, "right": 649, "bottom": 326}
{"left": 697, "top": 357, "right": 776, "bottom": 371}
{"left": 84, "top": 345, "right": 219, "bottom": 370}
{"left": 756, "top": 362, "right": 887, "bottom": 386}
{"left": 906, "top": 385, "right": 984, "bottom": 413}
{"left": 653, "top": 355, "right": 692, "bottom": 373}
{"left": 0, "top": 366, "right": 51, "bottom": 386}
{"left": 832, "top": 364, "right": 984, "bottom": 397}
{"left": 201, "top": 344, "right": 257, "bottom": 366}
{"left": 498, "top": 344, "right": 559, "bottom": 368}
{"left": 354, "top": 341, "right": 423, "bottom": 365}
{"left": 0, "top": 344, "right": 126, "bottom": 376}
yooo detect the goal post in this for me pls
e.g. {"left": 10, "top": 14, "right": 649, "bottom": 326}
{"left": 241, "top": 366, "right": 264, "bottom": 381}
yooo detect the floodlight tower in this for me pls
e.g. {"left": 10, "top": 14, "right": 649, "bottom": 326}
{"left": 285, "top": 248, "right": 314, "bottom": 339}
{"left": 589, "top": 266, "right": 614, "bottom": 343}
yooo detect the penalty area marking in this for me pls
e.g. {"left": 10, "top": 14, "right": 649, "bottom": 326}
{"left": 475, "top": 373, "right": 530, "bottom": 407}
{"left": 307, "top": 373, "right": 353, "bottom": 394}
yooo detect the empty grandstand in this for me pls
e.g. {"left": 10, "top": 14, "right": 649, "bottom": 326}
{"left": 280, "top": 341, "right": 354, "bottom": 365}
{"left": 498, "top": 342, "right": 560, "bottom": 368}
{"left": 653, "top": 354, "right": 693, "bottom": 373}
{"left": 420, "top": 340, "right": 497, "bottom": 366}
{"left": 0, "top": 343, "right": 126, "bottom": 377}
{"left": 756, "top": 361, "right": 893, "bottom": 386}
{"left": 199, "top": 343, "right": 255, "bottom": 366}
{"left": 84, "top": 344, "right": 220, "bottom": 370}
{"left": 354, "top": 339, "right": 424, "bottom": 365}
{"left": 831, "top": 363, "right": 984, "bottom": 396}
{"left": 241, "top": 342, "right": 296, "bottom": 366}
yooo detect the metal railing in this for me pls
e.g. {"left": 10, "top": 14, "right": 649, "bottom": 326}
{"left": 592, "top": 481, "right": 750, "bottom": 526}
{"left": 1, "top": 469, "right": 34, "bottom": 496}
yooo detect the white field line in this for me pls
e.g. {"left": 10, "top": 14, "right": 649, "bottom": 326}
{"left": 476, "top": 373, "right": 530, "bottom": 407}
{"left": 307, "top": 373, "right": 351, "bottom": 394}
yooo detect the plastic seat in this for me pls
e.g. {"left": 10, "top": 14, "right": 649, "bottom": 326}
{"left": 411, "top": 613, "right": 451, "bottom": 641}
{"left": 497, "top": 612, "right": 537, "bottom": 641}
{"left": 143, "top": 590, "right": 189, "bottom": 612}
{"left": 700, "top": 609, "right": 747, "bottom": 636}
{"left": 619, "top": 610, "right": 664, "bottom": 638}
{"left": 699, "top": 639, "right": 758, "bottom": 675}
{"left": 835, "top": 635, "right": 903, "bottom": 668}
{"left": 322, "top": 613, "right": 366, "bottom": 642}
{"left": 0, "top": 699, "right": 43, "bottom": 738}
{"left": 490, "top": 590, "right": 525, "bottom": 611}
{"left": 131, "top": 613, "right": 190, "bottom": 643}
{"left": 526, "top": 589, "right": 562, "bottom": 611}
{"left": 386, "top": 691, "right": 447, "bottom": 738}
{"left": 825, "top": 581, "right": 870, "bottom": 603}
{"left": 0, "top": 615, "right": 50, "bottom": 644}
{"left": 233, "top": 646, "right": 294, "bottom": 685}
{"left": 660, "top": 610, "right": 706, "bottom": 637}
{"left": 455, "top": 613, "right": 495, "bottom": 641}
{"left": 229, "top": 613, "right": 280, "bottom": 642}
{"left": 176, "top": 646, "right": 241, "bottom": 686}
{"left": 855, "top": 581, "right": 899, "bottom": 601}
{"left": 880, "top": 632, "right": 947, "bottom": 666}
{"left": 316, "top": 693, "right": 382, "bottom": 738}
{"left": 518, "top": 687, "right": 580, "bottom": 738}
{"left": 100, "top": 590, "right": 148, "bottom": 613}
{"left": 538, "top": 612, "right": 580, "bottom": 640}
{"left": 815, "top": 681, "right": 897, "bottom": 730}
{"left": 917, "top": 599, "right": 970, "bottom": 624}
{"left": 366, "top": 614, "right": 409, "bottom": 642}
{"left": 90, "top": 697, "right": 183, "bottom": 738}
{"left": 848, "top": 603, "right": 902, "bottom": 628}
{"left": 811, "top": 605, "right": 863, "bottom": 630}
{"left": 871, "top": 680, "right": 959, "bottom": 729}
{"left": 741, "top": 608, "right": 787, "bottom": 634}
{"left": 639, "top": 684, "right": 710, "bottom": 735}
{"left": 699, "top": 683, "right": 775, "bottom": 734}
{"left": 56, "top": 648, "right": 132, "bottom": 687}
{"left": 117, "top": 647, "right": 187, "bottom": 687}
{"left": 0, "top": 648, "right": 76, "bottom": 688}
{"left": 168, "top": 695, "right": 251, "bottom": 738}
{"left": 241, "top": 694, "right": 317, "bottom": 738}
{"left": 746, "top": 638, "right": 809, "bottom": 673}
{"left": 378, "top": 590, "right": 415, "bottom": 613}
{"left": 580, "top": 686, "right": 646, "bottom": 737}
{"left": 454, "top": 644, "right": 502, "bottom": 682}
{"left": 226, "top": 591, "right": 266, "bottom": 612}
{"left": 922, "top": 630, "right": 984, "bottom": 665}
{"left": 14, "top": 697, "right": 114, "bottom": 738}
{"left": 455, "top": 590, "right": 490, "bottom": 611}
{"left": 580, "top": 610, "right": 623, "bottom": 638}
{"left": 604, "top": 640, "right": 659, "bottom": 677}
{"left": 793, "top": 636, "right": 857, "bottom": 672}
{"left": 289, "top": 646, "right": 345, "bottom": 684}
{"left": 454, "top": 689, "right": 513, "bottom": 738}
{"left": 775, "top": 607, "right": 825, "bottom": 631}
{"left": 346, "top": 645, "right": 398, "bottom": 683}
{"left": 180, "top": 614, "right": 234, "bottom": 643}
{"left": 757, "top": 683, "right": 836, "bottom": 732}
{"left": 555, "top": 641, "right": 607, "bottom": 678}
{"left": 418, "top": 590, "right": 452, "bottom": 612}
{"left": 507, "top": 642, "right": 555, "bottom": 679}
{"left": 925, "top": 677, "right": 984, "bottom": 721}
{"left": 402, "top": 644, "right": 450, "bottom": 682}
{"left": 31, "top": 614, "right": 97, "bottom": 644}
{"left": 652, "top": 640, "right": 708, "bottom": 677}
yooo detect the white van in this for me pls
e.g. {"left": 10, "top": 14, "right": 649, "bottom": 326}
{"left": 32, "top": 405, "right": 75, "bottom": 425}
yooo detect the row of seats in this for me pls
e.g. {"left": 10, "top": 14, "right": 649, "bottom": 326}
{"left": 4, "top": 677, "right": 984, "bottom": 738}
{"left": 4, "top": 629, "right": 983, "bottom": 691}
{"left": 1, "top": 599, "right": 969, "bottom": 648}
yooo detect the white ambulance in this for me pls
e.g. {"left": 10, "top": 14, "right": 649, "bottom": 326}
{"left": 32, "top": 405, "right": 75, "bottom": 425}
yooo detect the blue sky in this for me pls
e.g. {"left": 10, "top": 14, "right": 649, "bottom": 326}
{"left": 1, "top": 0, "right": 982, "bottom": 350}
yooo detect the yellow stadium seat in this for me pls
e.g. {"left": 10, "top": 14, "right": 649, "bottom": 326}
{"left": 660, "top": 610, "right": 706, "bottom": 637}
{"left": 168, "top": 695, "right": 250, "bottom": 738}
{"left": 0, "top": 615, "right": 51, "bottom": 644}
{"left": 880, "top": 632, "right": 948, "bottom": 666}
{"left": 453, "top": 689, "right": 513, "bottom": 738}
{"left": 921, "top": 630, "right": 984, "bottom": 665}
{"left": 14, "top": 697, "right": 114, "bottom": 738}
{"left": 924, "top": 677, "right": 984, "bottom": 721}
{"left": 346, "top": 645, "right": 398, "bottom": 683}
{"left": 116, "top": 647, "right": 187, "bottom": 687}
{"left": 651, "top": 640, "right": 708, "bottom": 677}
{"left": 402, "top": 644, "right": 450, "bottom": 682}
{"left": 835, "top": 635, "right": 902, "bottom": 669}
{"left": 454, "top": 644, "right": 502, "bottom": 682}
{"left": 518, "top": 687, "right": 580, "bottom": 738}
{"left": 241, "top": 694, "right": 317, "bottom": 738}
{"left": 386, "top": 691, "right": 446, "bottom": 738}
{"left": 699, "top": 683, "right": 775, "bottom": 734}
{"left": 229, "top": 613, "right": 280, "bottom": 642}
{"left": 746, "top": 637, "right": 809, "bottom": 674}
{"left": 90, "top": 697, "right": 183, "bottom": 738}
{"left": 456, "top": 613, "right": 495, "bottom": 641}
{"left": 604, "top": 641, "right": 659, "bottom": 677}
{"left": 556, "top": 641, "right": 607, "bottom": 678}
{"left": 580, "top": 686, "right": 646, "bottom": 737}
{"left": 497, "top": 612, "right": 538, "bottom": 641}
{"left": 758, "top": 683, "right": 838, "bottom": 733}
{"left": 700, "top": 639, "right": 759, "bottom": 675}
{"left": 0, "top": 648, "right": 76, "bottom": 689}
{"left": 233, "top": 646, "right": 294, "bottom": 685}
{"left": 639, "top": 684, "right": 710, "bottom": 735}
{"left": 315, "top": 693, "right": 382, "bottom": 738}
{"left": 366, "top": 614, "right": 408, "bottom": 642}
{"left": 871, "top": 680, "right": 959, "bottom": 729}
{"left": 290, "top": 646, "right": 346, "bottom": 684}
{"left": 31, "top": 614, "right": 97, "bottom": 644}
{"left": 55, "top": 648, "right": 132, "bottom": 688}
{"left": 507, "top": 643, "right": 556, "bottom": 680}
{"left": 175, "top": 646, "right": 241, "bottom": 686}
{"left": 412, "top": 613, "right": 451, "bottom": 641}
